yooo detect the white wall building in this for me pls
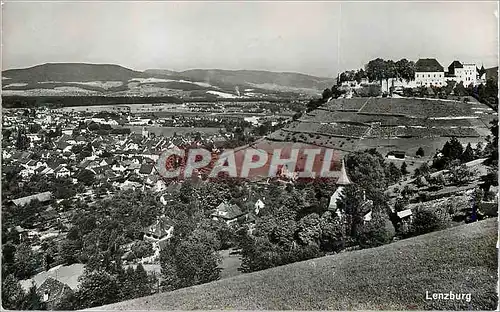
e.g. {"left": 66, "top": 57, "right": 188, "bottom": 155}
{"left": 414, "top": 58, "right": 445, "bottom": 87}
{"left": 446, "top": 61, "right": 477, "bottom": 86}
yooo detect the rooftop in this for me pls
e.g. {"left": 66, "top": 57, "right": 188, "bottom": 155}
{"left": 415, "top": 58, "right": 444, "bottom": 72}
{"left": 11, "top": 191, "right": 53, "bottom": 207}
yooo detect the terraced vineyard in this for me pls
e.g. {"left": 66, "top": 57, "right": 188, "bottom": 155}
{"left": 367, "top": 126, "right": 479, "bottom": 138}
{"left": 323, "top": 98, "right": 369, "bottom": 111}
{"left": 265, "top": 97, "right": 496, "bottom": 157}
{"left": 359, "top": 98, "right": 472, "bottom": 117}
{"left": 301, "top": 110, "right": 473, "bottom": 127}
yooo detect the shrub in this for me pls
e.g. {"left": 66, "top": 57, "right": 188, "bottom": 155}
{"left": 357, "top": 213, "right": 395, "bottom": 248}
{"left": 356, "top": 84, "right": 381, "bottom": 97}
{"left": 394, "top": 197, "right": 409, "bottom": 212}
{"left": 410, "top": 207, "right": 451, "bottom": 236}
{"left": 401, "top": 162, "right": 409, "bottom": 175}
{"left": 416, "top": 147, "right": 425, "bottom": 157}
{"left": 414, "top": 162, "right": 430, "bottom": 177}
{"left": 130, "top": 241, "right": 154, "bottom": 259}
{"left": 449, "top": 164, "right": 475, "bottom": 186}
{"left": 319, "top": 211, "right": 346, "bottom": 252}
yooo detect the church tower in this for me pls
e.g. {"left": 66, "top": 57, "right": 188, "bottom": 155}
{"left": 336, "top": 158, "right": 352, "bottom": 185}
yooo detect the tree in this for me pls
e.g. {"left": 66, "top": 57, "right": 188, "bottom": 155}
{"left": 484, "top": 119, "right": 498, "bottom": 167}
{"left": 474, "top": 142, "right": 484, "bottom": 158}
{"left": 160, "top": 233, "right": 221, "bottom": 291}
{"left": 401, "top": 162, "right": 409, "bottom": 175}
{"left": 19, "top": 283, "right": 46, "bottom": 310}
{"left": 386, "top": 162, "right": 402, "bottom": 184}
{"left": 354, "top": 69, "right": 367, "bottom": 83}
{"left": 365, "top": 58, "right": 387, "bottom": 84}
{"left": 15, "top": 127, "right": 30, "bottom": 150}
{"left": 453, "top": 82, "right": 467, "bottom": 96}
{"left": 449, "top": 164, "right": 475, "bottom": 186}
{"left": 395, "top": 59, "right": 416, "bottom": 82}
{"left": 394, "top": 197, "right": 409, "bottom": 212}
{"left": 2, "top": 274, "right": 25, "bottom": 310}
{"left": 77, "top": 169, "right": 95, "bottom": 186}
{"left": 336, "top": 185, "right": 369, "bottom": 237}
{"left": 416, "top": 147, "right": 425, "bottom": 157}
{"left": 413, "top": 162, "right": 430, "bottom": 177}
{"left": 346, "top": 150, "right": 388, "bottom": 192}
{"left": 173, "top": 239, "right": 221, "bottom": 288}
{"left": 357, "top": 213, "right": 395, "bottom": 248}
{"left": 440, "top": 137, "right": 464, "bottom": 164}
{"left": 322, "top": 88, "right": 333, "bottom": 101}
{"left": 460, "top": 143, "right": 475, "bottom": 163}
{"left": 75, "top": 270, "right": 120, "bottom": 309}
{"left": 14, "top": 242, "right": 39, "bottom": 279}
{"left": 411, "top": 207, "right": 451, "bottom": 236}
{"left": 296, "top": 213, "right": 321, "bottom": 245}
{"left": 319, "top": 211, "right": 346, "bottom": 252}
{"left": 384, "top": 60, "right": 397, "bottom": 87}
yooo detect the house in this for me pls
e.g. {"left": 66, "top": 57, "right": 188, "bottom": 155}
{"left": 386, "top": 151, "right": 406, "bottom": 159}
{"left": 53, "top": 165, "right": 71, "bottom": 178}
{"left": 414, "top": 58, "right": 445, "bottom": 87}
{"left": 446, "top": 60, "right": 477, "bottom": 86}
{"left": 139, "top": 163, "right": 155, "bottom": 175}
{"left": 37, "top": 277, "right": 73, "bottom": 309}
{"left": 363, "top": 210, "right": 372, "bottom": 223}
{"left": 11, "top": 191, "right": 53, "bottom": 208}
{"left": 397, "top": 208, "right": 413, "bottom": 233}
{"left": 397, "top": 208, "right": 413, "bottom": 221}
{"left": 152, "top": 179, "right": 167, "bottom": 192}
{"left": 20, "top": 264, "right": 85, "bottom": 295}
{"left": 211, "top": 202, "right": 246, "bottom": 225}
{"left": 143, "top": 216, "right": 174, "bottom": 241}
{"left": 254, "top": 199, "right": 265, "bottom": 215}
{"left": 112, "top": 163, "right": 127, "bottom": 172}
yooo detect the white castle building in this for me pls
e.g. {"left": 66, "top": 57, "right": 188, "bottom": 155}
{"left": 414, "top": 58, "right": 483, "bottom": 87}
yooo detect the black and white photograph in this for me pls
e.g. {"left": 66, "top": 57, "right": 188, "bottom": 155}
{"left": 1, "top": 1, "right": 499, "bottom": 310}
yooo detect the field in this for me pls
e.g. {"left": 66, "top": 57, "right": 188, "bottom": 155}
{"left": 359, "top": 98, "right": 473, "bottom": 118}
{"left": 266, "top": 98, "right": 495, "bottom": 163}
{"left": 324, "top": 98, "right": 369, "bottom": 111}
{"left": 302, "top": 110, "right": 475, "bottom": 127}
{"left": 93, "top": 219, "right": 497, "bottom": 310}
{"left": 367, "top": 126, "right": 479, "bottom": 138}
{"left": 122, "top": 126, "right": 223, "bottom": 136}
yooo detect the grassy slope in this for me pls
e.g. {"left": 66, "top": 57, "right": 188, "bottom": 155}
{"left": 94, "top": 218, "right": 497, "bottom": 310}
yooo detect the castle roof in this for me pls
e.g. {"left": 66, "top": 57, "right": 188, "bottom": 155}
{"left": 415, "top": 58, "right": 444, "bottom": 72}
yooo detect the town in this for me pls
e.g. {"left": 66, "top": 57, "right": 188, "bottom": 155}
{"left": 2, "top": 54, "right": 498, "bottom": 310}
{"left": 1, "top": 1, "right": 499, "bottom": 310}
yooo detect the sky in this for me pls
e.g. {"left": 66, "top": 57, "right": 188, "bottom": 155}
{"left": 2, "top": 1, "right": 498, "bottom": 77}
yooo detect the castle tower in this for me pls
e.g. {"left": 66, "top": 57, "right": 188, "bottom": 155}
{"left": 336, "top": 158, "right": 352, "bottom": 185}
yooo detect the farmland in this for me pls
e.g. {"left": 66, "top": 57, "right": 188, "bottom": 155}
{"left": 263, "top": 97, "right": 496, "bottom": 160}
{"left": 123, "top": 126, "right": 223, "bottom": 136}
{"left": 359, "top": 98, "right": 473, "bottom": 118}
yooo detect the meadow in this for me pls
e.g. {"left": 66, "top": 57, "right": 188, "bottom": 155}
{"left": 93, "top": 219, "right": 497, "bottom": 310}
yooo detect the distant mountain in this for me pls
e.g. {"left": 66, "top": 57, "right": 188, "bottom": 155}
{"left": 145, "top": 68, "right": 336, "bottom": 92}
{"left": 2, "top": 63, "right": 146, "bottom": 83}
{"left": 2, "top": 63, "right": 334, "bottom": 98}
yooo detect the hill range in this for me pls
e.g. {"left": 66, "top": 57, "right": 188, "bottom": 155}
{"left": 91, "top": 219, "right": 497, "bottom": 310}
{"left": 1, "top": 63, "right": 335, "bottom": 98}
